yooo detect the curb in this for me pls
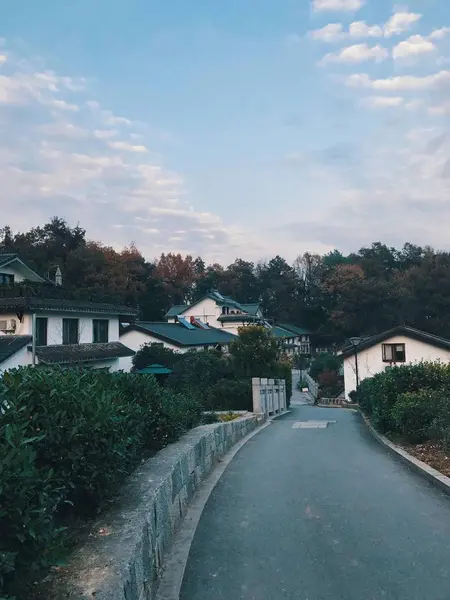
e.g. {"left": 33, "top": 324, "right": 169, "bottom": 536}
{"left": 360, "top": 411, "right": 450, "bottom": 497}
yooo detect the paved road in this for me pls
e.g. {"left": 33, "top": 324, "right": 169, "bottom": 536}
{"left": 180, "top": 404, "right": 450, "bottom": 600}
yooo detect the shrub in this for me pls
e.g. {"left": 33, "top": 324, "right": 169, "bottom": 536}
{"left": 356, "top": 362, "right": 450, "bottom": 432}
{"left": 391, "top": 389, "right": 442, "bottom": 443}
{"left": 428, "top": 392, "right": 450, "bottom": 450}
{"left": 317, "top": 370, "right": 343, "bottom": 399}
{"left": 132, "top": 343, "right": 182, "bottom": 372}
{"left": 0, "top": 366, "right": 202, "bottom": 596}
{"left": 309, "top": 353, "right": 341, "bottom": 380}
{"left": 204, "top": 379, "right": 252, "bottom": 411}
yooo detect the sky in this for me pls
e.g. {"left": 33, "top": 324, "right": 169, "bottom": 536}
{"left": 1, "top": 0, "right": 450, "bottom": 264}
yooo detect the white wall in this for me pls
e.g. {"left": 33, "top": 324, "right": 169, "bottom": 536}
{"left": 0, "top": 313, "right": 120, "bottom": 344}
{"left": 0, "top": 345, "right": 32, "bottom": 372}
{"left": 181, "top": 298, "right": 220, "bottom": 325}
{"left": 344, "top": 334, "right": 450, "bottom": 398}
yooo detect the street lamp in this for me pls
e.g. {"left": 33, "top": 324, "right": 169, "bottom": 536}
{"left": 349, "top": 337, "right": 362, "bottom": 390}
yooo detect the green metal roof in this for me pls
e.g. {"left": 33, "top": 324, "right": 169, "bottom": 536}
{"left": 240, "top": 303, "right": 261, "bottom": 316}
{"left": 137, "top": 364, "right": 172, "bottom": 375}
{"left": 278, "top": 323, "right": 311, "bottom": 336}
{"left": 165, "top": 305, "right": 189, "bottom": 318}
{"left": 272, "top": 326, "right": 296, "bottom": 339}
{"left": 129, "top": 322, "right": 237, "bottom": 347}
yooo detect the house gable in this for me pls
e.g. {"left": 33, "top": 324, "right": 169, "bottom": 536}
{"left": 0, "top": 254, "right": 45, "bottom": 283}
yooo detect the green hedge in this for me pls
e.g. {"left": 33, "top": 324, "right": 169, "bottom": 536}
{"left": 0, "top": 366, "right": 202, "bottom": 596}
{"left": 204, "top": 379, "right": 253, "bottom": 411}
{"left": 355, "top": 362, "right": 450, "bottom": 433}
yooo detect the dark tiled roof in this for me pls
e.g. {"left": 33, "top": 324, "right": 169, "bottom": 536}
{"left": 278, "top": 323, "right": 311, "bottom": 336}
{"left": 165, "top": 305, "right": 189, "bottom": 318}
{"left": 272, "top": 326, "right": 296, "bottom": 339}
{"left": 0, "top": 296, "right": 138, "bottom": 317}
{"left": 240, "top": 303, "right": 261, "bottom": 316}
{"left": 126, "top": 322, "right": 236, "bottom": 347}
{"left": 0, "top": 335, "right": 32, "bottom": 365}
{"left": 0, "top": 252, "right": 18, "bottom": 268}
{"left": 36, "top": 342, "right": 135, "bottom": 365}
{"left": 340, "top": 326, "right": 450, "bottom": 359}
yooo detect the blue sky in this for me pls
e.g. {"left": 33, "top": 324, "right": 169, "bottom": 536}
{"left": 1, "top": 0, "right": 450, "bottom": 262}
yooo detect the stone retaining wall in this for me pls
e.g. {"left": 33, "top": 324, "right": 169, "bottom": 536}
{"left": 46, "top": 413, "right": 264, "bottom": 600}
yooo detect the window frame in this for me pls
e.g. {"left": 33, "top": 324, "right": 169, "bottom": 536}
{"left": 35, "top": 317, "right": 48, "bottom": 347}
{"left": 62, "top": 318, "right": 79, "bottom": 345}
{"left": 0, "top": 273, "right": 14, "bottom": 285}
{"left": 382, "top": 343, "right": 406, "bottom": 363}
{"left": 93, "top": 319, "right": 109, "bottom": 344}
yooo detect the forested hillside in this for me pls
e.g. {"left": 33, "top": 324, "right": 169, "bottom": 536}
{"left": 1, "top": 217, "right": 448, "bottom": 344}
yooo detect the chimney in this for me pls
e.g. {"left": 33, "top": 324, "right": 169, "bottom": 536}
{"left": 55, "top": 266, "right": 63, "bottom": 286}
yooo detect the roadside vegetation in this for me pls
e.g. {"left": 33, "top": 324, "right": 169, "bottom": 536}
{"left": 354, "top": 362, "right": 450, "bottom": 475}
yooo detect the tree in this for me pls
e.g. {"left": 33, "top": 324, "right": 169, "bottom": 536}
{"left": 132, "top": 343, "right": 181, "bottom": 371}
{"left": 230, "top": 326, "right": 280, "bottom": 377}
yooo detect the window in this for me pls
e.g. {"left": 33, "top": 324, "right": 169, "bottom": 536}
{"left": 63, "top": 318, "right": 79, "bottom": 345}
{"left": 382, "top": 343, "right": 406, "bottom": 363}
{"left": 93, "top": 319, "right": 109, "bottom": 343}
{"left": 35, "top": 317, "right": 48, "bottom": 346}
{"left": 0, "top": 273, "right": 14, "bottom": 285}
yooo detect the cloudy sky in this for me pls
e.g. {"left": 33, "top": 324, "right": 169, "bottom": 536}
{"left": 1, "top": 0, "right": 450, "bottom": 263}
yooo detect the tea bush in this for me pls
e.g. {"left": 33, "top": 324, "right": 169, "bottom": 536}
{"left": 391, "top": 389, "right": 442, "bottom": 443}
{"left": 355, "top": 362, "right": 450, "bottom": 432}
{"left": 0, "top": 366, "right": 202, "bottom": 596}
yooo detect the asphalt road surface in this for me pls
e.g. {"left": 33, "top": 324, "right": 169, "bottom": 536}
{"left": 180, "top": 403, "right": 450, "bottom": 600}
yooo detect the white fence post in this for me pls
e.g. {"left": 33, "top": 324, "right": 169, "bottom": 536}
{"left": 260, "top": 378, "right": 268, "bottom": 415}
{"left": 274, "top": 379, "right": 280, "bottom": 413}
{"left": 280, "top": 379, "right": 286, "bottom": 411}
{"left": 252, "top": 377, "right": 262, "bottom": 413}
{"left": 268, "top": 379, "right": 275, "bottom": 414}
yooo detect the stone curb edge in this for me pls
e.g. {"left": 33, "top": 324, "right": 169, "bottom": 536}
{"left": 360, "top": 411, "right": 450, "bottom": 497}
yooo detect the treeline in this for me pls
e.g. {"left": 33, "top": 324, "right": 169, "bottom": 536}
{"left": 1, "top": 217, "right": 450, "bottom": 343}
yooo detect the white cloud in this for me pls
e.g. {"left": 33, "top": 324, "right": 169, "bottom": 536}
{"left": 393, "top": 34, "right": 436, "bottom": 60}
{"left": 309, "top": 23, "right": 346, "bottom": 42}
{"left": 430, "top": 27, "right": 450, "bottom": 41}
{"left": 346, "top": 70, "right": 450, "bottom": 91}
{"left": 37, "top": 121, "right": 89, "bottom": 138}
{"left": 93, "top": 129, "right": 117, "bottom": 139}
{"left": 108, "top": 140, "right": 148, "bottom": 153}
{"left": 384, "top": 11, "right": 422, "bottom": 37}
{"left": 362, "top": 96, "right": 404, "bottom": 108}
{"left": 0, "top": 55, "right": 6, "bottom": 64}
{"left": 312, "top": 0, "right": 365, "bottom": 12}
{"left": 105, "top": 113, "right": 132, "bottom": 126}
{"left": 349, "top": 21, "right": 383, "bottom": 38}
{"left": 49, "top": 98, "right": 80, "bottom": 112}
{"left": 320, "top": 43, "right": 388, "bottom": 65}
{"left": 429, "top": 102, "right": 450, "bottom": 116}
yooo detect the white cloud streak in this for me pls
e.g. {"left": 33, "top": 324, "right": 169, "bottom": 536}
{"left": 320, "top": 43, "right": 388, "bottom": 65}
{"left": 312, "top": 0, "right": 365, "bottom": 12}
{"left": 108, "top": 140, "right": 148, "bottom": 153}
{"left": 384, "top": 11, "right": 422, "bottom": 37}
{"left": 346, "top": 70, "right": 450, "bottom": 91}
{"left": 393, "top": 34, "right": 436, "bottom": 60}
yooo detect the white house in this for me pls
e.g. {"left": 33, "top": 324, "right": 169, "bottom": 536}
{"left": 119, "top": 321, "right": 237, "bottom": 371}
{"left": 0, "top": 253, "right": 136, "bottom": 372}
{"left": 165, "top": 291, "right": 267, "bottom": 336}
{"left": 164, "top": 292, "right": 312, "bottom": 355}
{"left": 341, "top": 326, "right": 450, "bottom": 399}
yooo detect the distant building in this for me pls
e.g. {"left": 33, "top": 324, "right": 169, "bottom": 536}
{"left": 119, "top": 321, "right": 237, "bottom": 371}
{"left": 0, "top": 252, "right": 136, "bottom": 372}
{"left": 340, "top": 325, "right": 450, "bottom": 399}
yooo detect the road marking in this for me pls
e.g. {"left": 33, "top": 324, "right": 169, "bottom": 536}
{"left": 292, "top": 420, "right": 336, "bottom": 429}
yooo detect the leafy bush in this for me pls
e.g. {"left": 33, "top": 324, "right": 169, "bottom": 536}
{"left": 309, "top": 353, "right": 342, "bottom": 380}
{"left": 391, "top": 389, "right": 442, "bottom": 443}
{"left": 0, "top": 366, "right": 202, "bottom": 596}
{"left": 132, "top": 342, "right": 182, "bottom": 372}
{"left": 230, "top": 326, "right": 280, "bottom": 377}
{"left": 317, "top": 370, "right": 343, "bottom": 399}
{"left": 204, "top": 379, "right": 252, "bottom": 411}
{"left": 356, "top": 362, "right": 450, "bottom": 432}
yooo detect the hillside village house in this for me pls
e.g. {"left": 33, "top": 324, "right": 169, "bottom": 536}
{"left": 340, "top": 326, "right": 450, "bottom": 399}
{"left": 0, "top": 252, "right": 136, "bottom": 372}
{"left": 164, "top": 291, "right": 312, "bottom": 355}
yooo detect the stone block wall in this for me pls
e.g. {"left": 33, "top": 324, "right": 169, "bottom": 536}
{"left": 46, "top": 413, "right": 264, "bottom": 600}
